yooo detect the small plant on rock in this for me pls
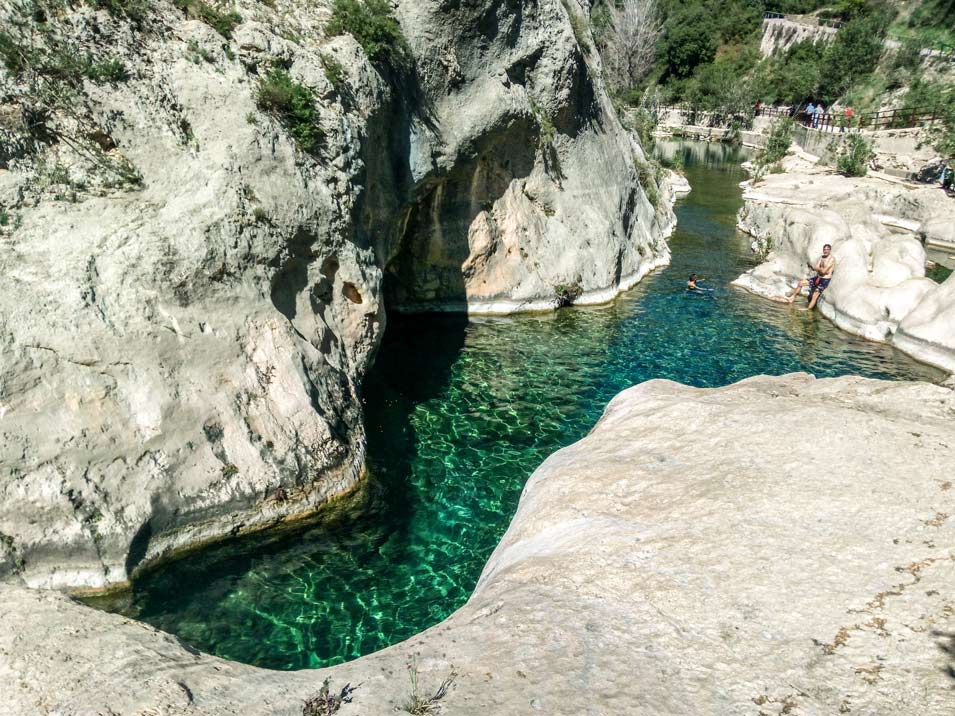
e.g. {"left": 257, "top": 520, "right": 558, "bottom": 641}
{"left": 529, "top": 98, "right": 556, "bottom": 149}
{"left": 173, "top": 0, "right": 242, "bottom": 38}
{"left": 257, "top": 66, "right": 323, "bottom": 154}
{"left": 321, "top": 53, "right": 349, "bottom": 96}
{"left": 399, "top": 656, "right": 457, "bottom": 716}
{"left": 635, "top": 160, "right": 661, "bottom": 208}
{"left": 302, "top": 678, "right": 358, "bottom": 716}
{"left": 554, "top": 281, "right": 583, "bottom": 308}
{"left": 85, "top": 56, "right": 128, "bottom": 83}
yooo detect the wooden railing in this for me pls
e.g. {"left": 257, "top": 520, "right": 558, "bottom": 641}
{"left": 650, "top": 103, "right": 944, "bottom": 132}
{"left": 782, "top": 105, "right": 944, "bottom": 132}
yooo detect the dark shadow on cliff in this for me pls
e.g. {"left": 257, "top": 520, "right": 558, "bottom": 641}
{"left": 360, "top": 311, "right": 468, "bottom": 535}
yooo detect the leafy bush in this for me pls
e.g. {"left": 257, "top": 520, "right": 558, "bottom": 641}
{"left": 625, "top": 107, "right": 657, "bottom": 153}
{"left": 684, "top": 51, "right": 758, "bottom": 119}
{"left": 553, "top": 281, "right": 583, "bottom": 308}
{"left": 85, "top": 57, "right": 128, "bottom": 83}
{"left": 173, "top": 0, "right": 242, "bottom": 38}
{"left": 257, "top": 67, "right": 323, "bottom": 154}
{"left": 755, "top": 39, "right": 822, "bottom": 107}
{"left": 325, "top": 0, "right": 411, "bottom": 70}
{"left": 836, "top": 133, "right": 873, "bottom": 176}
{"left": 926, "top": 90, "right": 955, "bottom": 162}
{"left": 891, "top": 37, "right": 923, "bottom": 73}
{"left": 761, "top": 117, "right": 794, "bottom": 165}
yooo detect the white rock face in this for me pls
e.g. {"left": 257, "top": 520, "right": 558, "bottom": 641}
{"left": 759, "top": 17, "right": 838, "bottom": 56}
{"left": 3, "top": 374, "right": 955, "bottom": 715}
{"left": 0, "top": 0, "right": 674, "bottom": 587}
{"left": 733, "top": 152, "right": 955, "bottom": 371}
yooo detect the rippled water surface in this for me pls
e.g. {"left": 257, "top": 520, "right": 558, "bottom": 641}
{"left": 88, "top": 141, "right": 944, "bottom": 669}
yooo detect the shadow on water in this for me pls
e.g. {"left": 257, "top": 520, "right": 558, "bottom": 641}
{"left": 85, "top": 140, "right": 946, "bottom": 670}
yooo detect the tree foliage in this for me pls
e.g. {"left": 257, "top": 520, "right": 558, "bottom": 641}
{"left": 815, "top": 13, "right": 887, "bottom": 103}
{"left": 659, "top": 4, "right": 717, "bottom": 80}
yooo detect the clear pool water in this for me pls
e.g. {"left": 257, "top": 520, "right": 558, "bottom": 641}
{"left": 87, "top": 141, "right": 944, "bottom": 669}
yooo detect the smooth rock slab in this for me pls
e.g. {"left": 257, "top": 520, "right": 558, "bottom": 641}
{"left": 3, "top": 373, "right": 955, "bottom": 715}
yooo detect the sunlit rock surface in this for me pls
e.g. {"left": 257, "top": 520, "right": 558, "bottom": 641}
{"left": 733, "top": 152, "right": 955, "bottom": 372}
{"left": 0, "top": 0, "right": 673, "bottom": 589}
{"left": 3, "top": 374, "right": 954, "bottom": 715}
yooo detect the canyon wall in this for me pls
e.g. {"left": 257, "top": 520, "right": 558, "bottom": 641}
{"left": 0, "top": 0, "right": 674, "bottom": 588}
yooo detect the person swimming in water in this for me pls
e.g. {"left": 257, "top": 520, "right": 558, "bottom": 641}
{"left": 687, "top": 273, "right": 713, "bottom": 292}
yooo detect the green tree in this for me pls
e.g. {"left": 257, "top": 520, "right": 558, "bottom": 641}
{"left": 816, "top": 14, "right": 887, "bottom": 103}
{"left": 660, "top": 4, "right": 716, "bottom": 80}
{"left": 757, "top": 40, "right": 822, "bottom": 106}
{"left": 714, "top": 0, "right": 761, "bottom": 44}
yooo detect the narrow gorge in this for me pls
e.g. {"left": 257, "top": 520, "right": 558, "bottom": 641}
{"left": 2, "top": 1, "right": 955, "bottom": 715}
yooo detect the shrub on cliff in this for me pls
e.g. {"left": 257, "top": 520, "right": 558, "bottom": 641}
{"left": 257, "top": 67, "right": 323, "bottom": 154}
{"left": 554, "top": 281, "right": 583, "bottom": 308}
{"left": 325, "top": 0, "right": 411, "bottom": 70}
{"left": 172, "top": 0, "right": 242, "bottom": 38}
{"left": 87, "top": 0, "right": 148, "bottom": 24}
{"left": 835, "top": 133, "right": 873, "bottom": 176}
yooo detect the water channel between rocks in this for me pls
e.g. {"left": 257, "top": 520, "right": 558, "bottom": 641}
{"left": 84, "top": 140, "right": 945, "bottom": 670}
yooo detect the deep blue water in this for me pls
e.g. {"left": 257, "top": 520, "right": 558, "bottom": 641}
{"left": 85, "top": 141, "right": 943, "bottom": 669}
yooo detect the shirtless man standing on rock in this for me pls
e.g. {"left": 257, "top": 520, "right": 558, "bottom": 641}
{"left": 786, "top": 243, "right": 835, "bottom": 311}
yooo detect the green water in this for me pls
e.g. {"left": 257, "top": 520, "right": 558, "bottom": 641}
{"left": 88, "top": 141, "right": 944, "bottom": 670}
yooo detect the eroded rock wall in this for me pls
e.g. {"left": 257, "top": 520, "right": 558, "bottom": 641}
{"left": 382, "top": 0, "right": 674, "bottom": 311}
{"left": 0, "top": 0, "right": 672, "bottom": 587}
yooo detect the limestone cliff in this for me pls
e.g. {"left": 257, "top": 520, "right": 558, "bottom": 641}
{"left": 3, "top": 374, "right": 954, "bottom": 714}
{"left": 0, "top": 0, "right": 674, "bottom": 587}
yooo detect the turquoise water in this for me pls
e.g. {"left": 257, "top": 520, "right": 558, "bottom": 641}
{"left": 88, "top": 141, "right": 944, "bottom": 670}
